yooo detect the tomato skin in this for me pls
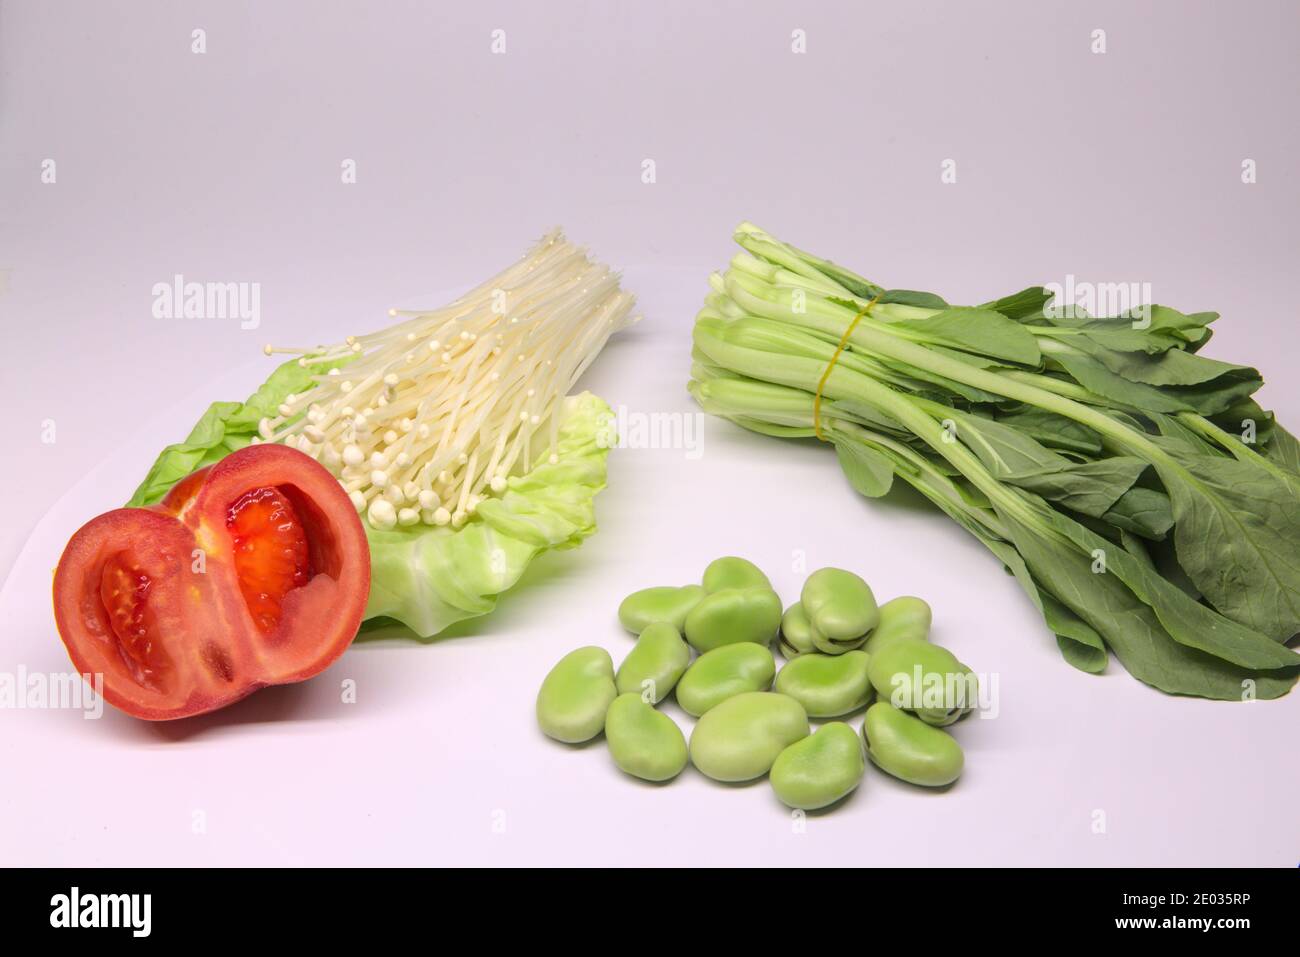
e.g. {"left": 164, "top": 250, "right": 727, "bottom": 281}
{"left": 52, "top": 445, "right": 370, "bottom": 720}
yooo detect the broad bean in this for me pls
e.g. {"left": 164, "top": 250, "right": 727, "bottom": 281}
{"left": 616, "top": 622, "right": 691, "bottom": 703}
{"left": 702, "top": 556, "right": 772, "bottom": 593}
{"left": 861, "top": 702, "right": 964, "bottom": 787}
{"left": 862, "top": 596, "right": 932, "bottom": 655}
{"left": 866, "top": 637, "right": 976, "bottom": 726}
{"left": 779, "top": 602, "right": 816, "bottom": 659}
{"left": 800, "top": 568, "right": 879, "bottom": 649}
{"left": 773, "top": 650, "right": 873, "bottom": 717}
{"left": 675, "top": 642, "right": 776, "bottom": 717}
{"left": 604, "top": 693, "right": 689, "bottom": 782}
{"left": 536, "top": 646, "right": 618, "bottom": 743}
{"left": 684, "top": 586, "right": 782, "bottom": 653}
{"left": 617, "top": 584, "right": 707, "bottom": 635}
{"left": 770, "top": 722, "right": 866, "bottom": 810}
{"left": 689, "top": 691, "right": 810, "bottom": 782}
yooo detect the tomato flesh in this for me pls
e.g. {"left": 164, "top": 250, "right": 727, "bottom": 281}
{"left": 226, "top": 486, "right": 312, "bottom": 633}
{"left": 52, "top": 444, "right": 371, "bottom": 720}
{"left": 99, "top": 555, "right": 169, "bottom": 690}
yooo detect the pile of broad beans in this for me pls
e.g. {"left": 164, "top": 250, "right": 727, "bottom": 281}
{"left": 536, "top": 557, "right": 981, "bottom": 811}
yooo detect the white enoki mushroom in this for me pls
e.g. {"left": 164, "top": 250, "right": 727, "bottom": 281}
{"left": 260, "top": 230, "right": 638, "bottom": 530}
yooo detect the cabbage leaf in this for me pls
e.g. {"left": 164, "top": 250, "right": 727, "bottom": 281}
{"left": 129, "top": 360, "right": 614, "bottom": 640}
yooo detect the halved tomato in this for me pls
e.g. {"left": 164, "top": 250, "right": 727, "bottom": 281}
{"left": 53, "top": 444, "right": 370, "bottom": 720}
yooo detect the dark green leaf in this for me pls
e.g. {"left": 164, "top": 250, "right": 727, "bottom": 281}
{"left": 1043, "top": 592, "right": 1109, "bottom": 674}
{"left": 878, "top": 288, "right": 950, "bottom": 310}
{"left": 945, "top": 409, "right": 1064, "bottom": 477}
{"left": 1151, "top": 439, "right": 1300, "bottom": 641}
{"left": 1019, "top": 487, "right": 1299, "bottom": 668}
{"left": 1141, "top": 305, "right": 1217, "bottom": 346}
{"left": 1149, "top": 412, "right": 1220, "bottom": 455}
{"left": 1165, "top": 367, "right": 1265, "bottom": 416}
{"left": 1090, "top": 343, "right": 1254, "bottom": 388}
{"left": 880, "top": 307, "right": 1042, "bottom": 365}
{"left": 1051, "top": 352, "right": 1193, "bottom": 413}
{"left": 995, "top": 502, "right": 1298, "bottom": 697}
{"left": 1263, "top": 422, "right": 1300, "bottom": 475}
{"left": 993, "top": 406, "right": 1104, "bottom": 455}
{"left": 1002, "top": 457, "right": 1148, "bottom": 518}
{"left": 1100, "top": 486, "right": 1174, "bottom": 540}
{"left": 1208, "top": 399, "right": 1273, "bottom": 446}
{"left": 978, "top": 286, "right": 1053, "bottom": 322}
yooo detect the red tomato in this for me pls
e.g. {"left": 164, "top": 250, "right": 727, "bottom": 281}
{"left": 53, "top": 444, "right": 370, "bottom": 720}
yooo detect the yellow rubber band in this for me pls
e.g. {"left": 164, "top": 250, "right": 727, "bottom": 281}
{"left": 813, "top": 293, "right": 882, "bottom": 441}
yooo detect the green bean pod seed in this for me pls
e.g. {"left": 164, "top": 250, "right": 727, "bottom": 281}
{"left": 800, "top": 567, "right": 879, "bottom": 644}
{"left": 774, "top": 650, "right": 873, "bottom": 718}
{"left": 616, "top": 622, "right": 692, "bottom": 703}
{"left": 689, "top": 692, "right": 810, "bottom": 782}
{"left": 862, "top": 596, "right": 932, "bottom": 655}
{"left": 779, "top": 602, "right": 817, "bottom": 659}
{"left": 866, "top": 637, "right": 977, "bottom": 726}
{"left": 676, "top": 642, "right": 776, "bottom": 717}
{"left": 770, "top": 722, "right": 866, "bottom": 810}
{"left": 861, "top": 702, "right": 964, "bottom": 787}
{"left": 536, "top": 646, "right": 619, "bottom": 743}
{"left": 604, "top": 693, "right": 689, "bottom": 782}
{"left": 617, "top": 584, "right": 707, "bottom": 635}
{"left": 683, "top": 587, "right": 783, "bottom": 653}
{"left": 702, "top": 556, "right": 772, "bottom": 593}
